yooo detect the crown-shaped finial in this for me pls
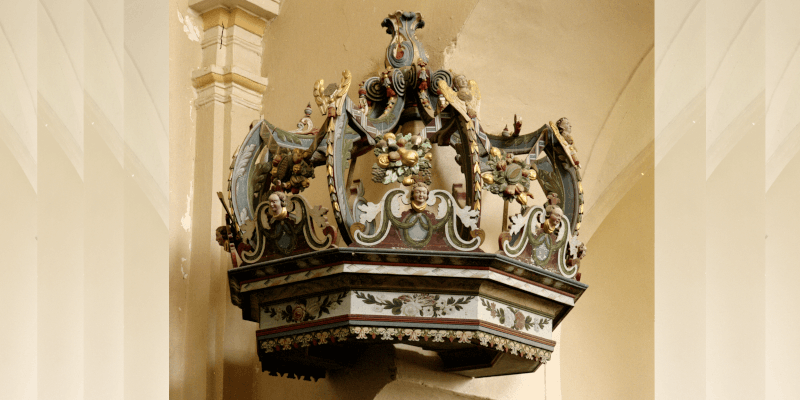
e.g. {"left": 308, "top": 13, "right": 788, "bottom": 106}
{"left": 381, "top": 11, "right": 428, "bottom": 68}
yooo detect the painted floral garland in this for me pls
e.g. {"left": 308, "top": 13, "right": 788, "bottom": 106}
{"left": 265, "top": 292, "right": 347, "bottom": 324}
{"left": 480, "top": 298, "right": 550, "bottom": 333}
{"left": 355, "top": 291, "right": 474, "bottom": 317}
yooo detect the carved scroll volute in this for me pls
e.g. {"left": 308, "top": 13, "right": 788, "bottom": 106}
{"left": 381, "top": 11, "right": 429, "bottom": 69}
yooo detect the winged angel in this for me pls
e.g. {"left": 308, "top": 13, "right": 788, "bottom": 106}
{"left": 437, "top": 74, "right": 481, "bottom": 121}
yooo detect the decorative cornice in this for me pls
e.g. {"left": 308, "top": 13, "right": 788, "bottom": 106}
{"left": 259, "top": 326, "right": 552, "bottom": 363}
{"left": 201, "top": 7, "right": 266, "bottom": 37}
{"left": 238, "top": 261, "right": 577, "bottom": 305}
{"left": 194, "top": 86, "right": 263, "bottom": 112}
{"left": 192, "top": 71, "right": 267, "bottom": 93}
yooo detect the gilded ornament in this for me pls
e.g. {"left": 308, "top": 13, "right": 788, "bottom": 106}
{"left": 401, "top": 150, "right": 419, "bottom": 167}
{"left": 483, "top": 147, "right": 534, "bottom": 206}
{"left": 377, "top": 154, "right": 390, "bottom": 168}
{"left": 372, "top": 132, "right": 433, "bottom": 185}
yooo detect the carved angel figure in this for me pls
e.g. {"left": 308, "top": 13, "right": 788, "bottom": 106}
{"left": 437, "top": 74, "right": 481, "bottom": 120}
{"left": 555, "top": 117, "right": 580, "bottom": 167}
{"left": 418, "top": 62, "right": 429, "bottom": 91}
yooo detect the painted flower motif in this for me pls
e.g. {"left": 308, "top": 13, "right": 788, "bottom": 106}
{"left": 291, "top": 304, "right": 306, "bottom": 322}
{"left": 421, "top": 306, "right": 435, "bottom": 317}
{"left": 442, "top": 305, "right": 456, "bottom": 316}
{"left": 514, "top": 311, "right": 525, "bottom": 330}
{"left": 401, "top": 301, "right": 422, "bottom": 317}
{"left": 490, "top": 302, "right": 497, "bottom": 318}
{"left": 504, "top": 314, "right": 515, "bottom": 328}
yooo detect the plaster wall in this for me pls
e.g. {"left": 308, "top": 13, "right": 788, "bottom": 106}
{"left": 765, "top": 149, "right": 800, "bottom": 399}
{"left": 653, "top": 1, "right": 707, "bottom": 397}
{"left": 0, "top": 0, "right": 168, "bottom": 398}
{"left": 0, "top": 2, "right": 38, "bottom": 386}
{"left": 0, "top": 123, "right": 37, "bottom": 400}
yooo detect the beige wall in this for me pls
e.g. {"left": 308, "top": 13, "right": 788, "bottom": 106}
{"left": 3, "top": 0, "right": 800, "bottom": 399}
{"left": 0, "top": 0, "right": 168, "bottom": 399}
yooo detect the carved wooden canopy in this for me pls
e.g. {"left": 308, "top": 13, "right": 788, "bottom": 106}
{"left": 218, "top": 10, "right": 588, "bottom": 380}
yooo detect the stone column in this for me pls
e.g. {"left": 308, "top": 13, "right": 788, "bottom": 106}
{"left": 182, "top": 1, "right": 276, "bottom": 399}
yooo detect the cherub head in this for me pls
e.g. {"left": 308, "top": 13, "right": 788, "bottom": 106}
{"left": 215, "top": 226, "right": 229, "bottom": 246}
{"left": 412, "top": 182, "right": 428, "bottom": 204}
{"left": 410, "top": 182, "right": 429, "bottom": 212}
{"left": 545, "top": 204, "right": 564, "bottom": 226}
{"left": 454, "top": 74, "right": 469, "bottom": 89}
{"left": 268, "top": 191, "right": 287, "bottom": 217}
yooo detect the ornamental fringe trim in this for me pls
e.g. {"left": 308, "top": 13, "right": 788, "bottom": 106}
{"left": 259, "top": 326, "right": 551, "bottom": 363}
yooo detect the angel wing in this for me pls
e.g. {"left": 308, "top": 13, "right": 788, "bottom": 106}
{"left": 310, "top": 205, "right": 330, "bottom": 229}
{"left": 391, "top": 194, "right": 408, "bottom": 217}
{"left": 334, "top": 70, "right": 352, "bottom": 113}
{"left": 435, "top": 198, "right": 446, "bottom": 220}
{"left": 468, "top": 80, "right": 481, "bottom": 118}
{"left": 509, "top": 213, "right": 528, "bottom": 236}
{"left": 437, "top": 79, "right": 470, "bottom": 121}
{"left": 357, "top": 202, "right": 381, "bottom": 224}
{"left": 313, "top": 79, "right": 327, "bottom": 114}
{"left": 453, "top": 205, "right": 480, "bottom": 231}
